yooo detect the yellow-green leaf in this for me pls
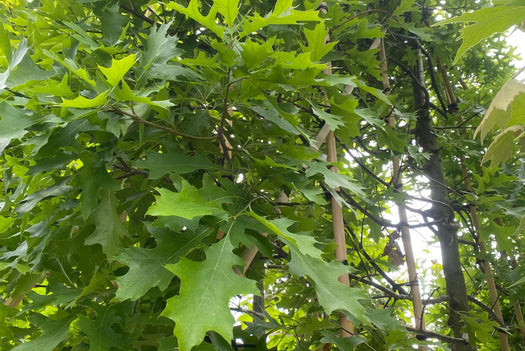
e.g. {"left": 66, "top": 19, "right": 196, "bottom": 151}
{"left": 98, "top": 54, "right": 136, "bottom": 87}
{"left": 61, "top": 91, "right": 108, "bottom": 108}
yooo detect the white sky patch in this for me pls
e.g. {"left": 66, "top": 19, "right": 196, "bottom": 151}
{"left": 507, "top": 27, "right": 525, "bottom": 79}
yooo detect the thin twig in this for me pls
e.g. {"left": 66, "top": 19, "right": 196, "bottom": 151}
{"left": 112, "top": 107, "right": 218, "bottom": 140}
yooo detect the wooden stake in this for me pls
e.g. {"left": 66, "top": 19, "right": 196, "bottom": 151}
{"left": 319, "top": 2, "right": 354, "bottom": 337}
{"left": 516, "top": 301, "right": 525, "bottom": 345}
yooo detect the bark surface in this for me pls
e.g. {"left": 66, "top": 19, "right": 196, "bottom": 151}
{"left": 412, "top": 48, "right": 472, "bottom": 351}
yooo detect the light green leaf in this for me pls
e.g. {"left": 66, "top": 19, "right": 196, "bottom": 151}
{"left": 85, "top": 190, "right": 125, "bottom": 257}
{"left": 215, "top": 0, "right": 239, "bottom": 27}
{"left": 393, "top": 0, "right": 416, "bottom": 15}
{"left": 99, "top": 54, "right": 136, "bottom": 87}
{"left": 311, "top": 105, "right": 344, "bottom": 131}
{"left": 240, "top": 37, "right": 276, "bottom": 68}
{"left": 0, "top": 23, "right": 11, "bottom": 63}
{"left": 481, "top": 125, "right": 523, "bottom": 166}
{"left": 162, "top": 239, "right": 258, "bottom": 351}
{"left": 272, "top": 51, "right": 327, "bottom": 70}
{"left": 61, "top": 91, "right": 108, "bottom": 108}
{"left": 438, "top": 5, "right": 525, "bottom": 63}
{"left": 12, "top": 317, "right": 70, "bottom": 351}
{"left": 239, "top": 0, "right": 320, "bottom": 38}
{"left": 147, "top": 181, "right": 227, "bottom": 220}
{"left": 305, "top": 162, "right": 366, "bottom": 199}
{"left": 114, "top": 80, "right": 173, "bottom": 109}
{"left": 475, "top": 79, "right": 525, "bottom": 142}
{"left": 166, "top": 0, "right": 224, "bottom": 37}
{"left": 248, "top": 212, "right": 321, "bottom": 258}
{"left": 301, "top": 22, "right": 337, "bottom": 62}
{"left": 289, "top": 252, "right": 368, "bottom": 322}
{"left": 29, "top": 73, "right": 75, "bottom": 98}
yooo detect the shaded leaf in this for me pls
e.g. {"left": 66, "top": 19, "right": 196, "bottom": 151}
{"left": 114, "top": 227, "right": 212, "bottom": 300}
{"left": 135, "top": 151, "right": 221, "bottom": 178}
{"left": 12, "top": 316, "right": 70, "bottom": 351}
{"left": 85, "top": 190, "right": 125, "bottom": 257}
{"left": 0, "top": 102, "right": 45, "bottom": 139}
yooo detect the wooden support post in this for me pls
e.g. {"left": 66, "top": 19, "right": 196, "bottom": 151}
{"left": 319, "top": 2, "right": 354, "bottom": 338}
{"left": 516, "top": 301, "right": 525, "bottom": 345}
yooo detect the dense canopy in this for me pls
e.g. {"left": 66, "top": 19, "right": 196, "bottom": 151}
{"left": 0, "top": 0, "right": 524, "bottom": 350}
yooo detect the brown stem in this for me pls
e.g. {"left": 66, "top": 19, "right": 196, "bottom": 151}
{"left": 461, "top": 160, "right": 511, "bottom": 350}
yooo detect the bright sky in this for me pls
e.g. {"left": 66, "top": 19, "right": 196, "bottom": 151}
{"left": 508, "top": 28, "right": 525, "bottom": 79}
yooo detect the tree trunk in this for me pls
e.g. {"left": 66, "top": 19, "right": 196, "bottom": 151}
{"left": 412, "top": 47, "right": 473, "bottom": 351}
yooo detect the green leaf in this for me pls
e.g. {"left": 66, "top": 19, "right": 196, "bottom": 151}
{"left": 101, "top": 4, "right": 127, "bottom": 45}
{"left": 12, "top": 317, "right": 70, "bottom": 351}
{"left": 43, "top": 50, "right": 96, "bottom": 87}
{"left": 0, "top": 102, "right": 45, "bottom": 139}
{"left": 99, "top": 54, "right": 136, "bottom": 87}
{"left": 147, "top": 180, "right": 227, "bottom": 220}
{"left": 249, "top": 212, "right": 368, "bottom": 322}
{"left": 162, "top": 238, "right": 258, "bottom": 351}
{"left": 63, "top": 21, "right": 99, "bottom": 50}
{"left": 438, "top": 5, "right": 525, "bottom": 63}
{"left": 142, "top": 22, "right": 179, "bottom": 69}
{"left": 61, "top": 91, "right": 108, "bottom": 108}
{"left": 288, "top": 250, "right": 368, "bottom": 322}
{"left": 85, "top": 190, "right": 125, "bottom": 257}
{"left": 16, "top": 181, "right": 73, "bottom": 213}
{"left": 114, "top": 227, "right": 211, "bottom": 300}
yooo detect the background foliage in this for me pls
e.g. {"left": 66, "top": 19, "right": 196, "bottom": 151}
{"left": 0, "top": 0, "right": 523, "bottom": 350}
